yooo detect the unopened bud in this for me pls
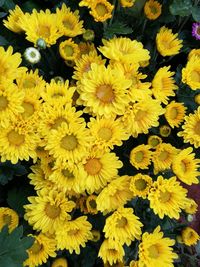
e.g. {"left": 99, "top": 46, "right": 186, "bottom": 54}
{"left": 83, "top": 29, "right": 95, "bottom": 41}
{"left": 36, "top": 38, "right": 47, "bottom": 49}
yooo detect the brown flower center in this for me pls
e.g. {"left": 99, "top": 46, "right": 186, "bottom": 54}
{"left": 61, "top": 134, "right": 78, "bottom": 151}
{"left": 45, "top": 203, "right": 61, "bottom": 219}
{"left": 62, "top": 169, "right": 74, "bottom": 179}
{"left": 84, "top": 158, "right": 102, "bottom": 175}
{"left": 95, "top": 3, "right": 108, "bottom": 16}
{"left": 148, "top": 244, "right": 160, "bottom": 258}
{"left": 63, "top": 45, "right": 74, "bottom": 57}
{"left": 98, "top": 127, "right": 112, "bottom": 141}
{"left": 116, "top": 216, "right": 128, "bottom": 228}
{"left": 96, "top": 84, "right": 115, "bottom": 103}
{"left": 37, "top": 25, "right": 50, "bottom": 38}
{"left": 51, "top": 117, "right": 68, "bottom": 130}
{"left": 30, "top": 240, "right": 43, "bottom": 254}
{"left": 158, "top": 151, "right": 169, "bottom": 161}
{"left": 89, "top": 199, "right": 97, "bottom": 209}
{"left": 22, "top": 102, "right": 35, "bottom": 119}
{"left": 7, "top": 130, "right": 25, "bottom": 146}
{"left": 3, "top": 214, "right": 12, "bottom": 225}
{"left": 135, "top": 178, "right": 147, "bottom": 191}
{"left": 169, "top": 107, "right": 178, "bottom": 119}
{"left": 22, "top": 78, "right": 37, "bottom": 89}
{"left": 159, "top": 191, "right": 171, "bottom": 203}
{"left": 135, "top": 110, "right": 146, "bottom": 121}
{"left": 135, "top": 151, "right": 144, "bottom": 163}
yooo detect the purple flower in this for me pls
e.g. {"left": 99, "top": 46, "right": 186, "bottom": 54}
{"left": 192, "top": 22, "right": 200, "bottom": 40}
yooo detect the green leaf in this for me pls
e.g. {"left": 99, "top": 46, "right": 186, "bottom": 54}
{"left": 0, "top": 12, "right": 7, "bottom": 18}
{"left": 0, "top": 162, "right": 27, "bottom": 185}
{"left": 169, "top": 0, "right": 192, "bottom": 17}
{"left": 0, "top": 0, "right": 5, "bottom": 7}
{"left": 0, "top": 226, "right": 33, "bottom": 267}
{"left": 126, "top": 0, "right": 146, "bottom": 18}
{"left": 104, "top": 21, "right": 133, "bottom": 39}
{"left": 0, "top": 35, "right": 8, "bottom": 46}
{"left": 192, "top": 6, "right": 200, "bottom": 22}
{"left": 2, "top": 0, "right": 15, "bottom": 11}
{"left": 21, "top": 0, "right": 41, "bottom": 12}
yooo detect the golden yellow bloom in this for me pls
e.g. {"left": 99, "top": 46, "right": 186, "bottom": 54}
{"left": 19, "top": 9, "right": 62, "bottom": 46}
{"left": 103, "top": 207, "right": 143, "bottom": 245}
{"left": 130, "top": 144, "right": 152, "bottom": 170}
{"left": 24, "top": 233, "right": 56, "bottom": 267}
{"left": 188, "top": 49, "right": 200, "bottom": 60}
{"left": 147, "top": 135, "right": 162, "bottom": 149}
{"left": 182, "top": 56, "right": 200, "bottom": 90}
{"left": 98, "top": 37, "right": 150, "bottom": 65}
{"left": 156, "top": 26, "right": 183, "bottom": 56}
{"left": 3, "top": 5, "right": 25, "bottom": 33}
{"left": 144, "top": 0, "right": 162, "bottom": 20}
{"left": 24, "top": 188, "right": 75, "bottom": 234}
{"left": 152, "top": 66, "right": 178, "bottom": 104}
{"left": 51, "top": 258, "right": 68, "bottom": 267}
{"left": 172, "top": 147, "right": 200, "bottom": 185}
{"left": 56, "top": 216, "right": 93, "bottom": 254}
{"left": 98, "top": 239, "right": 125, "bottom": 265}
{"left": 89, "top": 0, "right": 114, "bottom": 22}
{"left": 138, "top": 226, "right": 178, "bottom": 267}
{"left": 181, "top": 227, "right": 200, "bottom": 246}
{"left": 148, "top": 176, "right": 188, "bottom": 219}
{"left": 184, "top": 198, "right": 198, "bottom": 215}
{"left": 178, "top": 107, "right": 200, "bottom": 148}
{"left": 164, "top": 101, "right": 186, "bottom": 128}
{"left": 120, "top": 0, "right": 135, "bottom": 8}
{"left": 130, "top": 174, "right": 152, "bottom": 199}
{"left": 59, "top": 39, "right": 80, "bottom": 61}
{"left": 159, "top": 125, "right": 171, "bottom": 137}
{"left": 0, "top": 207, "right": 19, "bottom": 233}
{"left": 86, "top": 195, "right": 98, "bottom": 214}
{"left": 56, "top": 4, "right": 84, "bottom": 37}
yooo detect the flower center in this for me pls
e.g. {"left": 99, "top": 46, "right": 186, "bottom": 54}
{"left": 149, "top": 5, "right": 158, "bottom": 14}
{"left": 191, "top": 70, "right": 200, "bottom": 82}
{"left": 23, "top": 78, "right": 37, "bottom": 89}
{"left": 7, "top": 130, "right": 25, "bottom": 146}
{"left": 89, "top": 199, "right": 97, "bottom": 209}
{"left": 169, "top": 107, "right": 178, "bottom": 119}
{"left": 68, "top": 229, "right": 79, "bottom": 235}
{"left": 148, "top": 244, "right": 160, "bottom": 259}
{"left": 37, "top": 25, "right": 50, "bottom": 38}
{"left": 52, "top": 93, "right": 64, "bottom": 98}
{"left": 158, "top": 151, "right": 169, "bottom": 161}
{"left": 135, "top": 110, "right": 146, "bottom": 121}
{"left": 197, "top": 26, "right": 200, "bottom": 35}
{"left": 45, "top": 203, "right": 61, "bottom": 219}
{"left": 84, "top": 158, "right": 102, "bottom": 175}
{"left": 135, "top": 151, "right": 144, "bottom": 163}
{"left": 22, "top": 102, "right": 35, "bottom": 119}
{"left": 149, "top": 137, "right": 160, "bottom": 147}
{"left": 194, "top": 121, "right": 200, "bottom": 135}
{"left": 61, "top": 134, "right": 78, "bottom": 151}
{"left": 96, "top": 84, "right": 115, "bottom": 103}
{"left": 3, "top": 214, "right": 12, "bottom": 225}
{"left": 95, "top": 3, "right": 108, "bottom": 16}
{"left": 135, "top": 178, "right": 147, "bottom": 191}
{"left": 30, "top": 241, "right": 43, "bottom": 254}
{"left": 116, "top": 216, "right": 128, "bottom": 228}
{"left": 62, "top": 169, "right": 74, "bottom": 179}
{"left": 63, "top": 45, "right": 74, "bottom": 57}
{"left": 51, "top": 117, "right": 68, "bottom": 130}
{"left": 98, "top": 127, "right": 112, "bottom": 141}
{"left": 159, "top": 191, "right": 171, "bottom": 203}
{"left": 63, "top": 19, "right": 73, "bottom": 30}
{"left": 0, "top": 96, "right": 8, "bottom": 111}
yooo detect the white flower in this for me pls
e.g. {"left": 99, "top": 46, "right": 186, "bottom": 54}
{"left": 24, "top": 47, "right": 41, "bottom": 64}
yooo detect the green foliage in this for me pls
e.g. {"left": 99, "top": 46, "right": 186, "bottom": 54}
{"left": 191, "top": 6, "right": 200, "bottom": 22}
{"left": 0, "top": 162, "right": 27, "bottom": 186}
{"left": 0, "top": 226, "right": 33, "bottom": 267}
{"left": 103, "top": 21, "right": 133, "bottom": 39}
{"left": 169, "top": 0, "right": 193, "bottom": 17}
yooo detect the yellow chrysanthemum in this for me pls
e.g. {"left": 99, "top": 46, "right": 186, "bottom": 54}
{"left": 89, "top": 0, "right": 114, "bottom": 22}
{"left": 188, "top": 49, "right": 200, "bottom": 60}
{"left": 3, "top": 5, "right": 25, "bottom": 33}
{"left": 80, "top": 149, "right": 123, "bottom": 194}
{"left": 19, "top": 9, "right": 62, "bottom": 46}
{"left": 88, "top": 117, "right": 130, "bottom": 152}
{"left": 156, "top": 26, "right": 183, "bottom": 56}
{"left": 151, "top": 66, "right": 178, "bottom": 104}
{"left": 138, "top": 226, "right": 178, "bottom": 267}
{"left": 24, "top": 233, "right": 56, "bottom": 267}
{"left": 182, "top": 56, "right": 200, "bottom": 90}
{"left": 130, "top": 144, "right": 152, "bottom": 170}
{"left": 172, "top": 147, "right": 200, "bottom": 185}
{"left": 86, "top": 195, "right": 98, "bottom": 214}
{"left": 183, "top": 198, "right": 198, "bottom": 215}
{"left": 178, "top": 107, "right": 200, "bottom": 148}
{"left": 152, "top": 143, "right": 178, "bottom": 174}
{"left": 144, "top": 0, "right": 162, "bottom": 20}
{"left": 120, "top": 0, "right": 135, "bottom": 8}
{"left": 98, "top": 37, "right": 150, "bottom": 65}
{"left": 160, "top": 125, "right": 172, "bottom": 137}
{"left": 51, "top": 258, "right": 68, "bottom": 267}
{"left": 24, "top": 188, "right": 75, "bottom": 234}
{"left": 181, "top": 227, "right": 200, "bottom": 246}
{"left": 59, "top": 39, "right": 80, "bottom": 61}
{"left": 99, "top": 239, "right": 124, "bottom": 265}
{"left": 164, "top": 101, "right": 186, "bottom": 128}
{"left": 40, "top": 154, "right": 56, "bottom": 178}
{"left": 0, "top": 46, "right": 26, "bottom": 83}
{"left": 56, "top": 216, "right": 93, "bottom": 254}
{"left": 56, "top": 4, "right": 84, "bottom": 37}
{"left": 96, "top": 175, "right": 133, "bottom": 214}
{"left": 103, "top": 207, "right": 143, "bottom": 245}
{"left": 148, "top": 176, "right": 188, "bottom": 219}
{"left": 121, "top": 97, "right": 164, "bottom": 137}
{"left": 45, "top": 122, "right": 92, "bottom": 164}
{"left": 130, "top": 174, "right": 153, "bottom": 199}
{"left": 0, "top": 207, "right": 19, "bottom": 233}
{"left": 78, "top": 63, "right": 131, "bottom": 117}
{"left": 147, "top": 135, "right": 162, "bottom": 149}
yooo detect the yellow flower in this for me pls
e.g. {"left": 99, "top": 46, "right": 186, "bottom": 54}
{"left": 78, "top": 63, "right": 131, "bottom": 117}
{"left": 181, "top": 227, "right": 200, "bottom": 246}
{"left": 138, "top": 226, "right": 178, "bottom": 267}
{"left": 164, "top": 101, "right": 186, "bottom": 128}
{"left": 24, "top": 188, "right": 75, "bottom": 234}
{"left": 156, "top": 26, "right": 183, "bottom": 56}
{"left": 56, "top": 4, "right": 84, "bottom": 37}
{"left": 159, "top": 125, "right": 171, "bottom": 137}
{"left": 3, "top": 5, "right": 25, "bottom": 33}
{"left": 55, "top": 216, "right": 93, "bottom": 254}
{"left": 130, "top": 173, "right": 152, "bottom": 199}
{"left": 98, "top": 239, "right": 124, "bottom": 265}
{"left": 144, "top": 0, "right": 162, "bottom": 20}
{"left": 182, "top": 56, "right": 200, "bottom": 90}
{"left": 130, "top": 144, "right": 152, "bottom": 170}
{"left": 59, "top": 39, "right": 80, "bottom": 61}
{"left": 96, "top": 175, "right": 133, "bottom": 214}
{"left": 148, "top": 176, "right": 188, "bottom": 219}
{"left": 188, "top": 48, "right": 200, "bottom": 60}
{"left": 178, "top": 107, "right": 200, "bottom": 148}
{"left": 24, "top": 233, "right": 56, "bottom": 267}
{"left": 184, "top": 198, "right": 198, "bottom": 215}
{"left": 172, "top": 147, "right": 200, "bottom": 185}
{"left": 103, "top": 207, "right": 143, "bottom": 245}
{"left": 51, "top": 258, "right": 68, "bottom": 267}
{"left": 120, "top": 0, "right": 135, "bottom": 8}
{"left": 19, "top": 9, "right": 62, "bottom": 46}
{"left": 98, "top": 37, "right": 150, "bottom": 65}
{"left": 0, "top": 207, "right": 19, "bottom": 233}
{"left": 152, "top": 66, "right": 178, "bottom": 104}
{"left": 147, "top": 135, "right": 162, "bottom": 149}
{"left": 89, "top": 0, "right": 114, "bottom": 22}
